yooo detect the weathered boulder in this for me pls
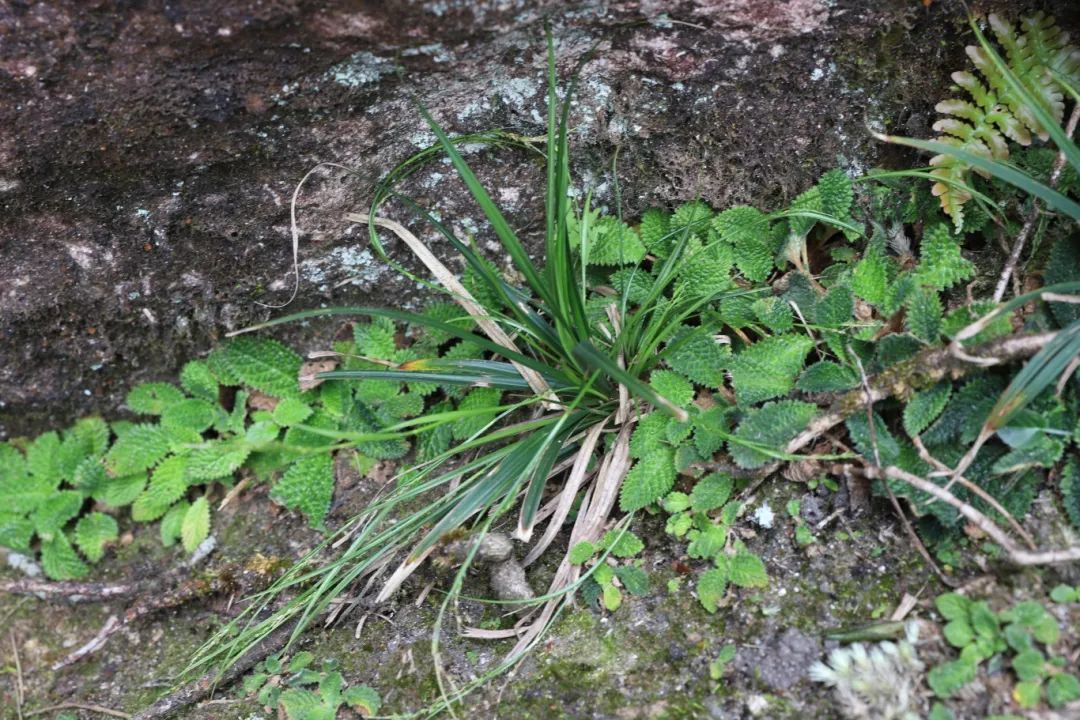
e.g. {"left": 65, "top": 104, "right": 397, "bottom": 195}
{"left": 1, "top": 0, "right": 1075, "bottom": 437}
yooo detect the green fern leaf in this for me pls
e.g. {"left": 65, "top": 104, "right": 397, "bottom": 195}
{"left": 181, "top": 497, "right": 211, "bottom": 553}
{"left": 729, "top": 400, "right": 816, "bottom": 469}
{"left": 903, "top": 382, "right": 953, "bottom": 438}
{"left": 1061, "top": 457, "right": 1080, "bottom": 531}
{"left": 727, "top": 335, "right": 814, "bottom": 405}
{"left": 271, "top": 454, "right": 335, "bottom": 528}
{"left": 221, "top": 337, "right": 303, "bottom": 399}
{"left": 126, "top": 383, "right": 185, "bottom": 416}
{"left": 914, "top": 224, "right": 976, "bottom": 290}
{"left": 797, "top": 361, "right": 858, "bottom": 392}
{"left": 74, "top": 512, "right": 118, "bottom": 563}
{"left": 105, "top": 424, "right": 171, "bottom": 475}
{"left": 41, "top": 533, "right": 89, "bottom": 580}
{"left": 180, "top": 360, "right": 219, "bottom": 401}
{"left": 619, "top": 448, "right": 677, "bottom": 512}
{"left": 906, "top": 286, "right": 944, "bottom": 342}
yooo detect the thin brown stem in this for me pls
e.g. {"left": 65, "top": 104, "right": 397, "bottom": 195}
{"left": 993, "top": 104, "right": 1080, "bottom": 303}
{"left": 866, "top": 465, "right": 1080, "bottom": 566}
{"left": 25, "top": 704, "right": 131, "bottom": 719}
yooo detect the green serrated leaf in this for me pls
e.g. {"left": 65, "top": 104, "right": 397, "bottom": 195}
{"left": 614, "top": 565, "right": 650, "bottom": 596}
{"left": 131, "top": 455, "right": 189, "bottom": 521}
{"left": 180, "top": 360, "right": 219, "bottom": 401}
{"left": 697, "top": 567, "right": 729, "bottom": 613}
{"left": 689, "top": 473, "right": 734, "bottom": 512}
{"left": 272, "top": 398, "right": 313, "bottom": 427}
{"left": 728, "top": 335, "right": 814, "bottom": 405}
{"left": 914, "top": 224, "right": 976, "bottom": 290}
{"left": 32, "top": 491, "right": 84, "bottom": 541}
{"left": 1047, "top": 673, "right": 1080, "bottom": 708}
{"left": 619, "top": 448, "right": 676, "bottom": 512}
{"left": 222, "top": 337, "right": 303, "bottom": 399}
{"left": 600, "top": 529, "right": 644, "bottom": 558}
{"left": 186, "top": 441, "right": 251, "bottom": 481}
{"left": 906, "top": 286, "right": 944, "bottom": 343}
{"left": 0, "top": 515, "right": 35, "bottom": 552}
{"left": 797, "top": 361, "right": 858, "bottom": 392}
{"left": 160, "top": 398, "right": 218, "bottom": 434}
{"left": 160, "top": 500, "right": 190, "bottom": 547}
{"left": 726, "top": 551, "right": 768, "bottom": 588}
{"left": 650, "top": 370, "right": 695, "bottom": 409}
{"left": 343, "top": 685, "right": 381, "bottom": 716}
{"left": 105, "top": 424, "right": 171, "bottom": 476}
{"left": 569, "top": 541, "right": 596, "bottom": 565}
{"left": 95, "top": 473, "right": 147, "bottom": 508}
{"left": 271, "top": 454, "right": 335, "bottom": 528}
{"left": 74, "top": 512, "right": 118, "bottom": 563}
{"left": 729, "top": 400, "right": 816, "bottom": 469}
{"left": 1062, "top": 457, "right": 1080, "bottom": 532}
{"left": 181, "top": 497, "right": 211, "bottom": 553}
{"left": 664, "top": 327, "right": 729, "bottom": 388}
{"left": 41, "top": 533, "right": 89, "bottom": 580}
{"left": 127, "top": 383, "right": 185, "bottom": 415}
{"left": 27, "top": 431, "right": 62, "bottom": 485}
{"left": 903, "top": 382, "right": 952, "bottom": 438}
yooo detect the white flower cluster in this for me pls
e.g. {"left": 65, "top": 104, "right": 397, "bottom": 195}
{"left": 809, "top": 621, "right": 926, "bottom": 720}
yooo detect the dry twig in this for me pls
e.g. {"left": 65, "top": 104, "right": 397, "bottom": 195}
{"left": 25, "top": 703, "right": 131, "bottom": 719}
{"left": 992, "top": 104, "right": 1080, "bottom": 303}
{"left": 865, "top": 465, "right": 1080, "bottom": 566}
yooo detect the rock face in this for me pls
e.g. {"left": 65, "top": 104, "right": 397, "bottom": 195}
{"left": 1, "top": 0, "right": 1076, "bottom": 437}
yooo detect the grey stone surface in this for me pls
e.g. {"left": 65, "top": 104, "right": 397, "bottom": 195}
{"left": 2, "top": 0, "right": 1076, "bottom": 437}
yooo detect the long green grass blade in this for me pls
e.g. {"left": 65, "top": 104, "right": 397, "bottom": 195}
{"left": 874, "top": 133, "right": 1080, "bottom": 222}
{"left": 415, "top": 103, "right": 556, "bottom": 310}
{"left": 572, "top": 340, "right": 688, "bottom": 421}
{"left": 969, "top": 17, "right": 1080, "bottom": 175}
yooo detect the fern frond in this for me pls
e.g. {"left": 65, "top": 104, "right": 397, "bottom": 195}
{"left": 929, "top": 12, "right": 1080, "bottom": 229}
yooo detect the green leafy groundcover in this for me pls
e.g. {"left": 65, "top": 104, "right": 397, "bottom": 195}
{"left": 1, "top": 21, "right": 1079, "bottom": 720}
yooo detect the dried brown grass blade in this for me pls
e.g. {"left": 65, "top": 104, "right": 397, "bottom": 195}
{"left": 346, "top": 212, "right": 553, "bottom": 400}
